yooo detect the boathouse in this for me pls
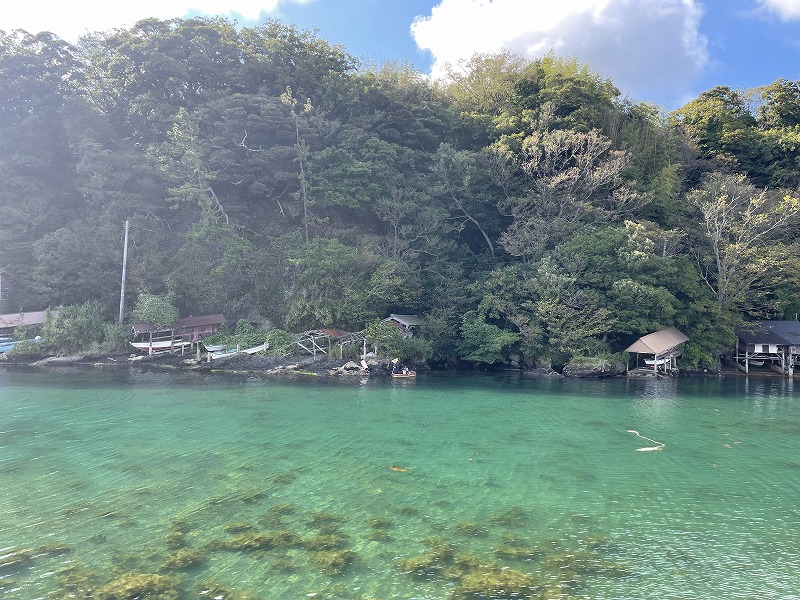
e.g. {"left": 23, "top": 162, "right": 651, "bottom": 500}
{"left": 734, "top": 321, "right": 800, "bottom": 376}
{"left": 382, "top": 314, "right": 422, "bottom": 338}
{"left": 131, "top": 314, "right": 227, "bottom": 345}
{"left": 625, "top": 326, "right": 689, "bottom": 375}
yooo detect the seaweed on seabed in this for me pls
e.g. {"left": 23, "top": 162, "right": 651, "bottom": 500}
{"left": 0, "top": 548, "right": 33, "bottom": 570}
{"left": 368, "top": 529, "right": 392, "bottom": 542}
{"left": 34, "top": 542, "right": 72, "bottom": 557}
{"left": 493, "top": 533, "right": 539, "bottom": 562}
{"left": 165, "top": 518, "right": 191, "bottom": 550}
{"left": 395, "top": 506, "right": 420, "bottom": 517}
{"left": 453, "top": 567, "right": 542, "bottom": 600}
{"left": 53, "top": 564, "right": 99, "bottom": 599}
{"left": 453, "top": 522, "right": 487, "bottom": 537}
{"left": 487, "top": 507, "right": 528, "bottom": 527}
{"left": 222, "top": 529, "right": 303, "bottom": 551}
{"left": 308, "top": 549, "right": 359, "bottom": 576}
{"left": 307, "top": 511, "right": 348, "bottom": 529}
{"left": 259, "top": 503, "right": 297, "bottom": 527}
{"left": 163, "top": 548, "right": 206, "bottom": 569}
{"left": 397, "top": 537, "right": 458, "bottom": 580}
{"left": 303, "top": 533, "right": 348, "bottom": 551}
{"left": 365, "top": 517, "right": 394, "bottom": 529}
{"left": 365, "top": 518, "right": 394, "bottom": 541}
{"left": 544, "top": 548, "right": 632, "bottom": 589}
{"left": 193, "top": 580, "right": 257, "bottom": 600}
{"left": 94, "top": 572, "right": 181, "bottom": 600}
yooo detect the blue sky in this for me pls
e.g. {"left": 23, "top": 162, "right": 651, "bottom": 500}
{"left": 3, "top": 0, "right": 800, "bottom": 110}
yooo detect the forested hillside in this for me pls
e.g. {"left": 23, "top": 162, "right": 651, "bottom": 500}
{"left": 2, "top": 17, "right": 799, "bottom": 368}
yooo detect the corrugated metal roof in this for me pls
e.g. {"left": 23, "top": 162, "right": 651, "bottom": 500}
{"left": 736, "top": 321, "right": 800, "bottom": 345}
{"left": 626, "top": 326, "right": 689, "bottom": 355}
{"left": 131, "top": 314, "right": 226, "bottom": 334}
{"left": 0, "top": 310, "right": 55, "bottom": 329}
{"left": 385, "top": 314, "right": 422, "bottom": 327}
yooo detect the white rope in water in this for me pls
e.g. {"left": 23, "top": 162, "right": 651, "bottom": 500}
{"left": 627, "top": 429, "right": 665, "bottom": 452}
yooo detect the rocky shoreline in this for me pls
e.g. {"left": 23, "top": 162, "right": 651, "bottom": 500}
{"left": 0, "top": 348, "right": 737, "bottom": 379}
{"left": 0, "top": 349, "right": 401, "bottom": 379}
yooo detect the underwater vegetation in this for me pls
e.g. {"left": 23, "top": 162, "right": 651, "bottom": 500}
{"left": 0, "top": 548, "right": 34, "bottom": 570}
{"left": 94, "top": 572, "right": 180, "bottom": 600}
{"left": 487, "top": 507, "right": 528, "bottom": 527}
{"left": 308, "top": 549, "right": 359, "bottom": 576}
{"left": 220, "top": 529, "right": 303, "bottom": 551}
{"left": 258, "top": 503, "right": 297, "bottom": 527}
{"left": 364, "top": 517, "right": 393, "bottom": 529}
{"left": 193, "top": 581, "right": 258, "bottom": 600}
{"left": 453, "top": 522, "right": 487, "bottom": 537}
{"left": 223, "top": 522, "right": 253, "bottom": 533}
{"left": 454, "top": 567, "right": 540, "bottom": 600}
{"left": 5, "top": 474, "right": 633, "bottom": 600}
{"left": 308, "top": 511, "right": 348, "bottom": 528}
{"left": 391, "top": 523, "right": 632, "bottom": 600}
{"left": 163, "top": 548, "right": 206, "bottom": 569}
{"left": 303, "top": 533, "right": 348, "bottom": 551}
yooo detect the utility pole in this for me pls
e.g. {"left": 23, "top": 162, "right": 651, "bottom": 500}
{"left": 118, "top": 220, "right": 129, "bottom": 324}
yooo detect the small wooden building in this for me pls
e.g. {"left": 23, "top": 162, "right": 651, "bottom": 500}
{"left": 0, "top": 310, "right": 55, "bottom": 337}
{"left": 382, "top": 314, "right": 422, "bottom": 338}
{"left": 734, "top": 321, "right": 800, "bottom": 376}
{"left": 131, "top": 314, "right": 227, "bottom": 345}
{"left": 626, "top": 326, "right": 689, "bottom": 375}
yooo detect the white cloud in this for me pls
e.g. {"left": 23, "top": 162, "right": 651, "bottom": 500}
{"left": 411, "top": 0, "right": 709, "bottom": 104}
{"left": 757, "top": 0, "right": 800, "bottom": 19}
{"left": 0, "top": 0, "right": 311, "bottom": 41}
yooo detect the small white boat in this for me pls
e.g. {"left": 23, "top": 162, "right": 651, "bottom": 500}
{"left": 129, "top": 340, "right": 191, "bottom": 353}
{"left": 391, "top": 370, "right": 416, "bottom": 379}
{"left": 644, "top": 357, "right": 669, "bottom": 366}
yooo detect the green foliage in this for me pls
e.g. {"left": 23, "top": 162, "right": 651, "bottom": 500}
{"left": 131, "top": 294, "right": 179, "bottom": 328}
{"left": 40, "top": 303, "right": 107, "bottom": 353}
{"left": 364, "top": 318, "right": 405, "bottom": 358}
{"left": 457, "top": 311, "right": 519, "bottom": 364}
{"left": 2, "top": 21, "right": 800, "bottom": 367}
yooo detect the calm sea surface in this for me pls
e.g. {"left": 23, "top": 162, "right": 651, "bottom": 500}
{"left": 1, "top": 368, "right": 799, "bottom": 599}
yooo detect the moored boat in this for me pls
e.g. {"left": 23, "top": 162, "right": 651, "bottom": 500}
{"left": 129, "top": 340, "right": 191, "bottom": 353}
{"left": 391, "top": 370, "right": 416, "bottom": 378}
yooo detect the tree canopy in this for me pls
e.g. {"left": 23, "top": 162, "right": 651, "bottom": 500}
{"left": 2, "top": 17, "right": 800, "bottom": 369}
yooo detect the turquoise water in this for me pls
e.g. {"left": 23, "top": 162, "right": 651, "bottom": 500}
{"left": 1, "top": 369, "right": 799, "bottom": 599}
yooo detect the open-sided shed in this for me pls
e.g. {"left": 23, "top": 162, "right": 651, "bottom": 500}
{"left": 626, "top": 326, "right": 689, "bottom": 375}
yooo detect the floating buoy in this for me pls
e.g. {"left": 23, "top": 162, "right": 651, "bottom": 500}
{"left": 627, "top": 429, "right": 665, "bottom": 452}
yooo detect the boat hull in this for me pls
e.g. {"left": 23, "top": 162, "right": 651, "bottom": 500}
{"left": 391, "top": 371, "right": 417, "bottom": 378}
{"left": 130, "top": 340, "right": 191, "bottom": 353}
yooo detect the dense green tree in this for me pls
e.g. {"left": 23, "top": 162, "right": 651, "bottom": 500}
{"left": 2, "top": 16, "right": 800, "bottom": 370}
{"left": 688, "top": 172, "right": 800, "bottom": 312}
{"left": 130, "top": 293, "right": 179, "bottom": 327}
